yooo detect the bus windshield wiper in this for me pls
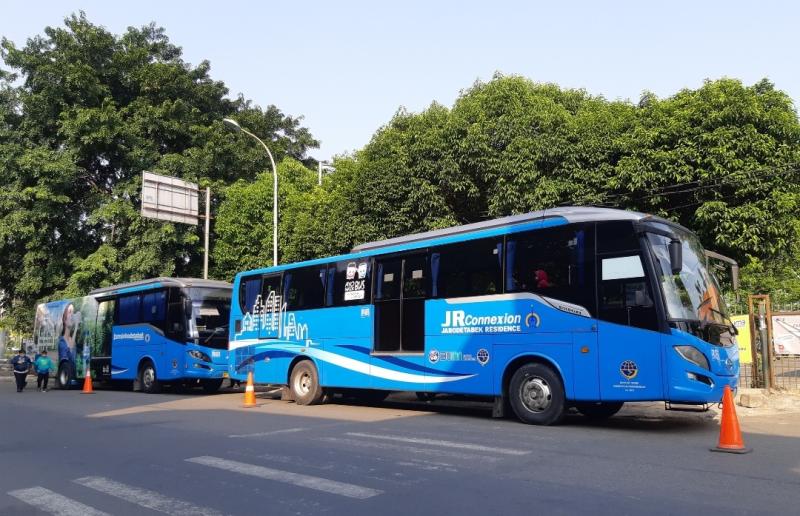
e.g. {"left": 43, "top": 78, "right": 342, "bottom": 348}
{"left": 202, "top": 324, "right": 229, "bottom": 345}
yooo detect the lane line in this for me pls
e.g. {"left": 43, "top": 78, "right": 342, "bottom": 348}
{"left": 73, "top": 476, "right": 221, "bottom": 516}
{"left": 7, "top": 486, "right": 109, "bottom": 516}
{"left": 345, "top": 432, "right": 530, "bottom": 456}
{"left": 185, "top": 456, "right": 382, "bottom": 500}
{"left": 228, "top": 427, "right": 307, "bottom": 438}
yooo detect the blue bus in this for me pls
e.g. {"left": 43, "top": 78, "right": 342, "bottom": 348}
{"left": 228, "top": 207, "right": 739, "bottom": 424}
{"left": 34, "top": 277, "right": 232, "bottom": 393}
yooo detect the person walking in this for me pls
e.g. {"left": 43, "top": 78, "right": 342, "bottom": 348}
{"left": 11, "top": 348, "right": 32, "bottom": 393}
{"left": 34, "top": 350, "right": 54, "bottom": 392}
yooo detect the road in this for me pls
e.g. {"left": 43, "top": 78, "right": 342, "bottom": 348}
{"left": 1, "top": 385, "right": 799, "bottom": 515}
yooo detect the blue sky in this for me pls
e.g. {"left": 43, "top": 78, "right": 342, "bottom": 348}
{"left": 2, "top": 1, "right": 797, "bottom": 161}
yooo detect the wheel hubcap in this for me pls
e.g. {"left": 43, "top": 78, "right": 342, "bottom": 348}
{"left": 295, "top": 372, "right": 312, "bottom": 396}
{"left": 143, "top": 368, "right": 154, "bottom": 388}
{"left": 519, "top": 376, "right": 552, "bottom": 412}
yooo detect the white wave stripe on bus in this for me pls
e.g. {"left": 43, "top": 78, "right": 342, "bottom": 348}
{"left": 229, "top": 341, "right": 474, "bottom": 384}
{"left": 8, "top": 486, "right": 110, "bottom": 516}
{"left": 303, "top": 348, "right": 474, "bottom": 384}
{"left": 74, "top": 476, "right": 222, "bottom": 516}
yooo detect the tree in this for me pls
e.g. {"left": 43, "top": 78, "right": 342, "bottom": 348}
{"left": 0, "top": 13, "right": 318, "bottom": 329}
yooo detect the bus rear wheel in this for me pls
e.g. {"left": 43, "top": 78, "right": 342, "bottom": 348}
{"left": 139, "top": 362, "right": 161, "bottom": 394}
{"left": 575, "top": 401, "right": 624, "bottom": 419}
{"left": 56, "top": 362, "right": 72, "bottom": 390}
{"left": 290, "top": 361, "right": 326, "bottom": 406}
{"left": 508, "top": 363, "right": 565, "bottom": 425}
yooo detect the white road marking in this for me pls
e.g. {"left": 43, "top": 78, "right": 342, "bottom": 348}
{"left": 345, "top": 432, "right": 530, "bottom": 456}
{"left": 186, "top": 456, "right": 383, "bottom": 499}
{"left": 7, "top": 486, "right": 109, "bottom": 516}
{"left": 73, "top": 476, "right": 221, "bottom": 516}
{"left": 317, "top": 436, "right": 501, "bottom": 462}
{"left": 228, "top": 427, "right": 307, "bottom": 438}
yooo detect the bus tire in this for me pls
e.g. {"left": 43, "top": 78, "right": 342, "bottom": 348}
{"left": 575, "top": 401, "right": 624, "bottom": 419}
{"left": 139, "top": 361, "right": 161, "bottom": 394}
{"left": 508, "top": 363, "right": 565, "bottom": 425}
{"left": 201, "top": 378, "right": 224, "bottom": 394}
{"left": 290, "top": 360, "right": 326, "bottom": 406}
{"left": 56, "top": 362, "right": 73, "bottom": 390}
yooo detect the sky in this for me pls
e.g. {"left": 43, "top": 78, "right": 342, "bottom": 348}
{"left": 1, "top": 0, "right": 798, "bottom": 162}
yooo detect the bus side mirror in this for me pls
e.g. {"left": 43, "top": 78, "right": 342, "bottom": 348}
{"left": 668, "top": 239, "right": 682, "bottom": 274}
{"left": 183, "top": 298, "right": 193, "bottom": 319}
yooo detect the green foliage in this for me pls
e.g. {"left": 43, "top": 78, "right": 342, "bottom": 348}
{"left": 0, "top": 13, "right": 318, "bottom": 329}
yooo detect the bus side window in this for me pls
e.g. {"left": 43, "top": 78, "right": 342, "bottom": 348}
{"left": 142, "top": 290, "right": 167, "bottom": 330}
{"left": 166, "top": 289, "right": 186, "bottom": 341}
{"left": 331, "top": 259, "right": 371, "bottom": 306}
{"left": 598, "top": 254, "right": 658, "bottom": 331}
{"left": 284, "top": 266, "right": 327, "bottom": 311}
{"left": 433, "top": 238, "right": 502, "bottom": 298}
{"left": 118, "top": 294, "right": 141, "bottom": 325}
{"left": 506, "top": 225, "right": 596, "bottom": 315}
{"left": 239, "top": 275, "right": 263, "bottom": 314}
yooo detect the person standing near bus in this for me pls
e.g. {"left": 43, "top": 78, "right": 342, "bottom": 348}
{"left": 34, "top": 350, "right": 54, "bottom": 392}
{"left": 11, "top": 348, "right": 32, "bottom": 392}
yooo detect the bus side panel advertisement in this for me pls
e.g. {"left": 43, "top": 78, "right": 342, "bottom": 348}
{"left": 34, "top": 296, "right": 99, "bottom": 381}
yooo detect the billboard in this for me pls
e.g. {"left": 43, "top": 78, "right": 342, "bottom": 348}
{"left": 730, "top": 315, "right": 753, "bottom": 364}
{"left": 141, "top": 171, "right": 199, "bottom": 225}
{"left": 772, "top": 315, "right": 800, "bottom": 355}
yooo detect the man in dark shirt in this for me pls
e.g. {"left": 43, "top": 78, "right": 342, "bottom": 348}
{"left": 11, "top": 348, "right": 32, "bottom": 392}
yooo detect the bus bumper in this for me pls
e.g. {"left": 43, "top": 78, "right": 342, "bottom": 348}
{"left": 669, "top": 371, "right": 739, "bottom": 404}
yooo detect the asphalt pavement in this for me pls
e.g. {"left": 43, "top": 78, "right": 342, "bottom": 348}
{"left": 1, "top": 384, "right": 799, "bottom": 515}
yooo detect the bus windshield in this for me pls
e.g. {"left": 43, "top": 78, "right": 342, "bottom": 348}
{"left": 187, "top": 287, "right": 231, "bottom": 349}
{"left": 646, "top": 230, "right": 731, "bottom": 328}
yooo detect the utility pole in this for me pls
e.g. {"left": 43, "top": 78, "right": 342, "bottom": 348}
{"left": 203, "top": 187, "right": 211, "bottom": 279}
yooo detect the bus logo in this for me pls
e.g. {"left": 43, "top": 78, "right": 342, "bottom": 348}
{"left": 428, "top": 349, "right": 440, "bottom": 363}
{"left": 525, "top": 312, "right": 541, "bottom": 328}
{"left": 477, "top": 349, "right": 490, "bottom": 366}
{"left": 620, "top": 360, "right": 638, "bottom": 380}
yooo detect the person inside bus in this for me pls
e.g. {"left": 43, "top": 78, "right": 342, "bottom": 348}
{"left": 534, "top": 269, "right": 552, "bottom": 289}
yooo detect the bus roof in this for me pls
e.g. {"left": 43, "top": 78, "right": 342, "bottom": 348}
{"left": 89, "top": 277, "right": 232, "bottom": 296}
{"left": 351, "top": 206, "right": 646, "bottom": 252}
{"left": 234, "top": 206, "right": 685, "bottom": 280}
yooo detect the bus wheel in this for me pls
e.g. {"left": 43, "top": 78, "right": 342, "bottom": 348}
{"left": 56, "top": 363, "right": 72, "bottom": 390}
{"left": 139, "top": 362, "right": 161, "bottom": 394}
{"left": 290, "top": 361, "right": 326, "bottom": 406}
{"left": 201, "top": 378, "right": 224, "bottom": 394}
{"left": 575, "top": 402, "right": 624, "bottom": 419}
{"left": 509, "top": 363, "right": 565, "bottom": 425}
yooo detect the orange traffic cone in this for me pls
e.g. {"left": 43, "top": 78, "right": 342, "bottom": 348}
{"left": 242, "top": 371, "right": 257, "bottom": 408}
{"left": 710, "top": 385, "right": 751, "bottom": 454}
{"left": 81, "top": 368, "right": 94, "bottom": 394}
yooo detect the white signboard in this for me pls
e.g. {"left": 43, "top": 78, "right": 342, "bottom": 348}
{"left": 141, "top": 171, "right": 199, "bottom": 225}
{"left": 772, "top": 315, "right": 800, "bottom": 355}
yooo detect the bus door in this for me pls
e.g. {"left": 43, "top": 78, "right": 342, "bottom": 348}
{"left": 596, "top": 253, "right": 664, "bottom": 400}
{"left": 92, "top": 299, "right": 114, "bottom": 381}
{"left": 372, "top": 253, "right": 428, "bottom": 390}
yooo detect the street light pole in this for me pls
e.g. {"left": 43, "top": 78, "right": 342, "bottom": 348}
{"left": 223, "top": 118, "right": 279, "bottom": 267}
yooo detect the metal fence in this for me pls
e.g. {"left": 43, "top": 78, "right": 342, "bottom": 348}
{"left": 739, "top": 295, "right": 800, "bottom": 391}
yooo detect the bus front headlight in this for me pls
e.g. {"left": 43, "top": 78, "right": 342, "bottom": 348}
{"left": 188, "top": 350, "right": 212, "bottom": 363}
{"left": 674, "top": 345, "right": 709, "bottom": 370}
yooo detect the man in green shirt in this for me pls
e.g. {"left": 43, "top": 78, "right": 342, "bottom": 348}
{"left": 34, "top": 350, "right": 54, "bottom": 392}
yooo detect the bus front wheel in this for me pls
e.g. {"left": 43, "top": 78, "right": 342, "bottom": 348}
{"left": 290, "top": 361, "right": 326, "bottom": 406}
{"left": 139, "top": 362, "right": 161, "bottom": 394}
{"left": 508, "top": 363, "right": 565, "bottom": 425}
{"left": 201, "top": 378, "right": 224, "bottom": 394}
